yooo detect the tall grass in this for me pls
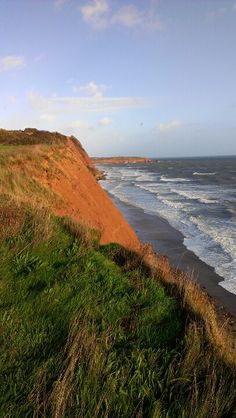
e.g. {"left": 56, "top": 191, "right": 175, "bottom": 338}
{"left": 0, "top": 198, "right": 235, "bottom": 417}
{"left": 0, "top": 147, "right": 64, "bottom": 210}
{"left": 145, "top": 252, "right": 236, "bottom": 366}
{"left": 61, "top": 216, "right": 101, "bottom": 249}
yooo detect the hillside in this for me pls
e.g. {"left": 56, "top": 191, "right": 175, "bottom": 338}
{"left": 0, "top": 128, "right": 139, "bottom": 250}
{"left": 0, "top": 128, "right": 236, "bottom": 418}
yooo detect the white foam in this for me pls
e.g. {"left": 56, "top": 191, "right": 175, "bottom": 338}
{"left": 199, "top": 198, "right": 218, "bottom": 204}
{"left": 184, "top": 215, "right": 236, "bottom": 294}
{"left": 161, "top": 199, "right": 186, "bottom": 210}
{"left": 101, "top": 165, "right": 236, "bottom": 295}
{"left": 170, "top": 188, "right": 219, "bottom": 204}
{"left": 190, "top": 216, "right": 236, "bottom": 262}
{"left": 219, "top": 274, "right": 236, "bottom": 294}
{"left": 193, "top": 172, "right": 216, "bottom": 176}
{"left": 106, "top": 167, "right": 157, "bottom": 183}
{"left": 136, "top": 183, "right": 161, "bottom": 194}
{"left": 160, "top": 176, "right": 191, "bottom": 183}
{"left": 136, "top": 172, "right": 157, "bottom": 182}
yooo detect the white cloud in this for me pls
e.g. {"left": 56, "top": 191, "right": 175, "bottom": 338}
{"left": 83, "top": 81, "right": 101, "bottom": 96}
{"left": 99, "top": 116, "right": 112, "bottom": 126}
{"left": 80, "top": 0, "right": 109, "bottom": 29}
{"left": 28, "top": 91, "right": 150, "bottom": 113}
{"left": 159, "top": 120, "right": 182, "bottom": 133}
{"left": 0, "top": 55, "right": 25, "bottom": 72}
{"left": 112, "top": 5, "right": 142, "bottom": 28}
{"left": 112, "top": 5, "right": 162, "bottom": 30}
{"left": 233, "top": 3, "right": 236, "bottom": 11}
{"left": 80, "top": 1, "right": 162, "bottom": 31}
{"left": 73, "top": 81, "right": 107, "bottom": 97}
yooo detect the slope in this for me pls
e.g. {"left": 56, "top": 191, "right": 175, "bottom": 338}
{"left": 0, "top": 128, "right": 139, "bottom": 250}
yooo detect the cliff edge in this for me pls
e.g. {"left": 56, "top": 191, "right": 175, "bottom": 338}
{"left": 0, "top": 128, "right": 139, "bottom": 250}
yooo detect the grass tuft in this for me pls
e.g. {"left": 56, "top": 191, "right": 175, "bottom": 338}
{"left": 61, "top": 216, "right": 101, "bottom": 249}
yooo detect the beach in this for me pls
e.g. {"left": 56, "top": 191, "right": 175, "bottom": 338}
{"left": 98, "top": 157, "right": 236, "bottom": 319}
{"left": 109, "top": 193, "right": 236, "bottom": 318}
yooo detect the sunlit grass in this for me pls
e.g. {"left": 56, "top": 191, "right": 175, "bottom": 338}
{"left": 0, "top": 200, "right": 235, "bottom": 417}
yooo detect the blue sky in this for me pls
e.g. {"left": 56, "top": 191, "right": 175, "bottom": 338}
{"left": 0, "top": 0, "right": 236, "bottom": 157}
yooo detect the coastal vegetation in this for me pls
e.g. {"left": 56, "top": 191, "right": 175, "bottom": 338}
{"left": 0, "top": 129, "right": 235, "bottom": 417}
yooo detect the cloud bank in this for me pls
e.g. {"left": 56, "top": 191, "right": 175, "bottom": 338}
{"left": 28, "top": 91, "right": 150, "bottom": 113}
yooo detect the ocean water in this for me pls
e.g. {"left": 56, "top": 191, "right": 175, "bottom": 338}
{"left": 99, "top": 157, "right": 236, "bottom": 295}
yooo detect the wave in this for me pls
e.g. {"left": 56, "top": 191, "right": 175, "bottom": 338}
{"left": 185, "top": 215, "right": 236, "bottom": 294}
{"left": 161, "top": 199, "right": 186, "bottom": 210}
{"left": 101, "top": 165, "right": 236, "bottom": 295}
{"left": 193, "top": 172, "right": 216, "bottom": 176}
{"left": 170, "top": 188, "right": 219, "bottom": 204}
{"left": 135, "top": 183, "right": 161, "bottom": 194}
{"left": 160, "top": 176, "right": 191, "bottom": 183}
{"left": 219, "top": 276, "right": 236, "bottom": 294}
{"left": 136, "top": 172, "right": 157, "bottom": 182}
{"left": 190, "top": 216, "right": 236, "bottom": 262}
{"left": 107, "top": 167, "right": 157, "bottom": 183}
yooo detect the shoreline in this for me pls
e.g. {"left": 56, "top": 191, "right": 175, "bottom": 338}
{"left": 107, "top": 192, "right": 236, "bottom": 319}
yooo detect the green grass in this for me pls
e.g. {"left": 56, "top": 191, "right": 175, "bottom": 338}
{"left": 0, "top": 128, "right": 67, "bottom": 146}
{"left": 0, "top": 201, "right": 235, "bottom": 417}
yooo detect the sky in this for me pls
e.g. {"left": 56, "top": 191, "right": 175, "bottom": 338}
{"left": 0, "top": 0, "right": 236, "bottom": 157}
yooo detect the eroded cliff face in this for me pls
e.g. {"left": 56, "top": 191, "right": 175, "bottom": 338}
{"left": 41, "top": 137, "right": 140, "bottom": 249}
{"left": 0, "top": 129, "right": 140, "bottom": 251}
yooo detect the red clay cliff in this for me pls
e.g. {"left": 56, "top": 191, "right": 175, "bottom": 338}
{"left": 0, "top": 129, "right": 140, "bottom": 251}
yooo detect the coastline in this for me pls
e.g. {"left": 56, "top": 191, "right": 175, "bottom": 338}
{"left": 107, "top": 192, "right": 236, "bottom": 319}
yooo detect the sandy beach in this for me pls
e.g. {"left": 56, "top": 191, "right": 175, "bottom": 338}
{"left": 109, "top": 193, "right": 236, "bottom": 318}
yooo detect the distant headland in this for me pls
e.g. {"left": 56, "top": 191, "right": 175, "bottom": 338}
{"left": 92, "top": 156, "right": 156, "bottom": 164}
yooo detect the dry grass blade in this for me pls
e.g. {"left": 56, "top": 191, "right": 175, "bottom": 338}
{"left": 50, "top": 313, "right": 97, "bottom": 418}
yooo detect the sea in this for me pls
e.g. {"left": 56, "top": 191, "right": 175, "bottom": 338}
{"left": 99, "top": 156, "right": 236, "bottom": 295}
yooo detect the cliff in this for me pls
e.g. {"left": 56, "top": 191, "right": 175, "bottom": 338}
{"left": 0, "top": 128, "right": 139, "bottom": 250}
{"left": 92, "top": 156, "right": 155, "bottom": 164}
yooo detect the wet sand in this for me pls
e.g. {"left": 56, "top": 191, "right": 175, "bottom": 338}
{"left": 109, "top": 193, "right": 236, "bottom": 318}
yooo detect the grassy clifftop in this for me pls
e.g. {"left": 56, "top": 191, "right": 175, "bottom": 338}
{"left": 0, "top": 129, "right": 235, "bottom": 417}
{"left": 0, "top": 128, "right": 68, "bottom": 145}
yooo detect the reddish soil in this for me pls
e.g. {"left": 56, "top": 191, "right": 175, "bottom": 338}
{"left": 35, "top": 136, "right": 140, "bottom": 251}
